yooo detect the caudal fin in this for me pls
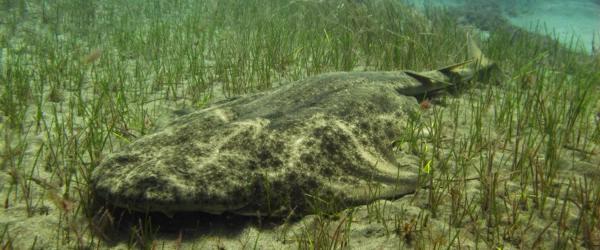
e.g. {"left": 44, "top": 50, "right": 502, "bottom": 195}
{"left": 467, "top": 33, "right": 494, "bottom": 69}
{"left": 407, "top": 33, "right": 500, "bottom": 95}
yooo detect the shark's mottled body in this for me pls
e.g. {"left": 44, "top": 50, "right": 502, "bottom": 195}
{"left": 92, "top": 37, "right": 493, "bottom": 217}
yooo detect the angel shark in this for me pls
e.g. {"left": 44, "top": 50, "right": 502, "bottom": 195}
{"left": 91, "top": 35, "right": 496, "bottom": 217}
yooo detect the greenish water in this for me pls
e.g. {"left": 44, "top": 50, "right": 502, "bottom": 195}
{"left": 0, "top": 0, "right": 599, "bottom": 249}
{"left": 407, "top": 0, "right": 600, "bottom": 54}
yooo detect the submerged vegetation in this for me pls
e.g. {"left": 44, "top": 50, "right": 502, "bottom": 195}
{"left": 0, "top": 0, "right": 599, "bottom": 249}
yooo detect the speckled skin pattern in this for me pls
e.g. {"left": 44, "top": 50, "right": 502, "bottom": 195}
{"left": 92, "top": 71, "right": 453, "bottom": 216}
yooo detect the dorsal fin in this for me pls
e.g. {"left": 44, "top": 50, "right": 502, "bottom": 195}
{"left": 436, "top": 59, "right": 475, "bottom": 77}
{"left": 405, "top": 70, "right": 453, "bottom": 91}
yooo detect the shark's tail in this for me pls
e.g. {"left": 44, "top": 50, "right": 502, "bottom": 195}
{"left": 467, "top": 33, "right": 494, "bottom": 70}
{"left": 402, "top": 33, "right": 501, "bottom": 97}
{"left": 433, "top": 33, "right": 499, "bottom": 84}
